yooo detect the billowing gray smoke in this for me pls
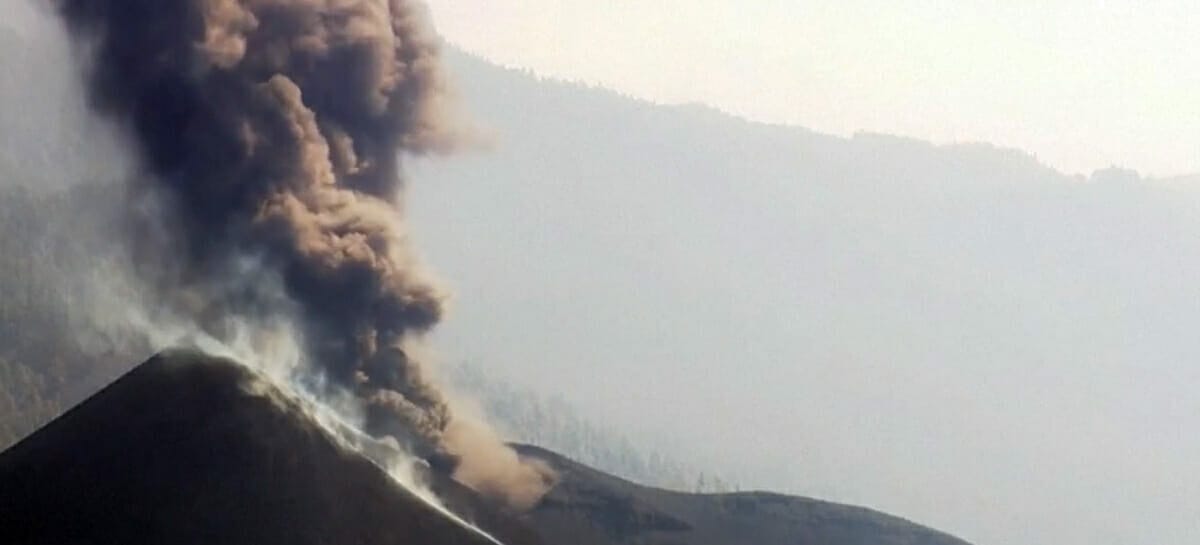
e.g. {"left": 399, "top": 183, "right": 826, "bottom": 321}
{"left": 53, "top": 0, "right": 550, "bottom": 507}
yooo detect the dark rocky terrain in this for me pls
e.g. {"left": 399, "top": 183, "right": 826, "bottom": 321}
{"left": 0, "top": 350, "right": 542, "bottom": 545}
{"left": 515, "top": 445, "right": 973, "bottom": 545}
{"left": 0, "top": 350, "right": 972, "bottom": 545}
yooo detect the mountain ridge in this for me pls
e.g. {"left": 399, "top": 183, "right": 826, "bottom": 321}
{"left": 440, "top": 47, "right": 1196, "bottom": 182}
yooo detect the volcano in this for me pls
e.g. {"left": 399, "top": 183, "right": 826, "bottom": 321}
{"left": 0, "top": 351, "right": 972, "bottom": 545}
{"left": 0, "top": 349, "right": 543, "bottom": 545}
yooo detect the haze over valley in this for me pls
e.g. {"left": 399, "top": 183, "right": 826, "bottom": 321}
{"left": 1, "top": 2, "right": 1197, "bottom": 545}
{"left": 410, "top": 49, "right": 1200, "bottom": 545}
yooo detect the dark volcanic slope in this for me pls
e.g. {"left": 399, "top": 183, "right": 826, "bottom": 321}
{"left": 515, "top": 445, "right": 973, "bottom": 545}
{"left": 0, "top": 350, "right": 540, "bottom": 545}
{"left": 0, "top": 349, "right": 971, "bottom": 545}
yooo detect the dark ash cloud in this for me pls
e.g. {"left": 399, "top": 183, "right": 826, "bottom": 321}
{"left": 54, "top": 0, "right": 550, "bottom": 508}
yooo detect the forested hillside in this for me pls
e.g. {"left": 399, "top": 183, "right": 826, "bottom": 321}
{"left": 0, "top": 20, "right": 136, "bottom": 448}
{"left": 447, "top": 362, "right": 737, "bottom": 493}
{"left": 409, "top": 50, "right": 1200, "bottom": 545}
{"left": 0, "top": 185, "right": 132, "bottom": 448}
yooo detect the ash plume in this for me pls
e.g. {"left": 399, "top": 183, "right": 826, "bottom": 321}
{"left": 52, "top": 0, "right": 550, "bottom": 507}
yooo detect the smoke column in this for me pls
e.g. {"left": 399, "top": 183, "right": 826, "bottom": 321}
{"left": 52, "top": 0, "right": 550, "bottom": 507}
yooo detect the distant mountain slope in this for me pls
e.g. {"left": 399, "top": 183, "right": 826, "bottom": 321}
{"left": 515, "top": 444, "right": 972, "bottom": 545}
{"left": 0, "top": 184, "right": 132, "bottom": 449}
{"left": 447, "top": 361, "right": 728, "bottom": 492}
{"left": 407, "top": 49, "right": 1200, "bottom": 545}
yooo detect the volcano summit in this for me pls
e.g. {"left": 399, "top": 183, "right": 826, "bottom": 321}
{"left": 0, "top": 350, "right": 544, "bottom": 545}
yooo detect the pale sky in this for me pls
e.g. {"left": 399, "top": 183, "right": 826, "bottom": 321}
{"left": 425, "top": 0, "right": 1199, "bottom": 177}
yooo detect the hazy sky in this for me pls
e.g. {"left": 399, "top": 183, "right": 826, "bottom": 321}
{"left": 425, "top": 0, "right": 1199, "bottom": 177}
